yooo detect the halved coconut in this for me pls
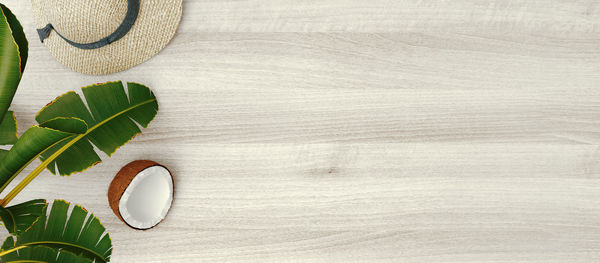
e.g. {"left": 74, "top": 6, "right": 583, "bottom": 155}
{"left": 108, "top": 160, "right": 174, "bottom": 230}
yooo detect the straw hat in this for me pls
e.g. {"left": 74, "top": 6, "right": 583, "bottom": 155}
{"left": 31, "top": 0, "right": 183, "bottom": 75}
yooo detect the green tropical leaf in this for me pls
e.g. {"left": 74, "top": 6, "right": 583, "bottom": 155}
{"left": 5, "top": 200, "right": 112, "bottom": 262}
{"left": 0, "top": 150, "right": 6, "bottom": 161}
{"left": 0, "top": 117, "right": 87, "bottom": 193}
{"left": 0, "top": 3, "right": 27, "bottom": 123}
{"left": 0, "top": 111, "right": 17, "bottom": 145}
{"left": 0, "top": 4, "right": 26, "bottom": 73}
{"left": 1, "top": 245, "right": 93, "bottom": 263}
{"left": 0, "top": 199, "right": 46, "bottom": 235}
{"left": 36, "top": 81, "right": 158, "bottom": 176}
{"left": 1, "top": 236, "right": 13, "bottom": 251}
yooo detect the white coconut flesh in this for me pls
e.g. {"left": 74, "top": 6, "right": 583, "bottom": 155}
{"left": 118, "top": 166, "right": 173, "bottom": 229}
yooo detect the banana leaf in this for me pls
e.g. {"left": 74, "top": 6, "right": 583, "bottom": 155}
{"left": 0, "top": 3, "right": 27, "bottom": 123}
{"left": 0, "top": 111, "right": 17, "bottom": 146}
{"left": 36, "top": 81, "right": 158, "bottom": 175}
{"left": 4, "top": 200, "right": 112, "bottom": 262}
{"left": 0, "top": 4, "right": 27, "bottom": 163}
{"left": 0, "top": 111, "right": 16, "bottom": 161}
{"left": 1, "top": 236, "right": 13, "bottom": 250}
{"left": 0, "top": 199, "right": 46, "bottom": 235}
{"left": 0, "top": 117, "right": 87, "bottom": 193}
{"left": 1, "top": 245, "right": 93, "bottom": 263}
{"left": 0, "top": 151, "right": 6, "bottom": 163}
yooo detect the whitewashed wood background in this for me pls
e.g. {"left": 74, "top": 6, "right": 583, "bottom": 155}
{"left": 1, "top": 0, "right": 600, "bottom": 262}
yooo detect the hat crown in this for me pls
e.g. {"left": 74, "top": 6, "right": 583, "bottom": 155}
{"left": 32, "top": 0, "right": 128, "bottom": 43}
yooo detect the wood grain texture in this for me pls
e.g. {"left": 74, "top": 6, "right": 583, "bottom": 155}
{"left": 1, "top": 0, "right": 600, "bottom": 262}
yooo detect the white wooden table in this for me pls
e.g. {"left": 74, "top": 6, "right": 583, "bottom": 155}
{"left": 2, "top": 1, "right": 600, "bottom": 262}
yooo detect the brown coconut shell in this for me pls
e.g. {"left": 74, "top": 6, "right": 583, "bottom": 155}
{"left": 107, "top": 160, "right": 173, "bottom": 229}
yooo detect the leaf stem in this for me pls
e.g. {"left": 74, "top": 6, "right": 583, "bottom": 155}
{"left": 0, "top": 135, "right": 73, "bottom": 195}
{"left": 0, "top": 245, "right": 26, "bottom": 257}
{"left": 0, "top": 98, "right": 156, "bottom": 206}
{"left": 0, "top": 134, "right": 80, "bottom": 207}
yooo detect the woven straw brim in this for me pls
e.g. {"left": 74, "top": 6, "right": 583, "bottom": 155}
{"left": 31, "top": 0, "right": 182, "bottom": 75}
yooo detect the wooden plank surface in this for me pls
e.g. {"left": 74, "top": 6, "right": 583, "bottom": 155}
{"left": 1, "top": 0, "right": 600, "bottom": 262}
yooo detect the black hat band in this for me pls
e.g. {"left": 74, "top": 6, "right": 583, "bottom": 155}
{"left": 36, "top": 0, "right": 139, "bottom": 50}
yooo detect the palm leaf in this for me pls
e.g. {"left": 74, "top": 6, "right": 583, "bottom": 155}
{"left": 1, "top": 245, "right": 93, "bottom": 263}
{"left": 6, "top": 200, "right": 112, "bottom": 262}
{"left": 0, "top": 199, "right": 46, "bottom": 235}
{"left": 0, "top": 3, "right": 27, "bottom": 123}
{"left": 36, "top": 81, "right": 158, "bottom": 175}
{"left": 0, "top": 117, "right": 87, "bottom": 193}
